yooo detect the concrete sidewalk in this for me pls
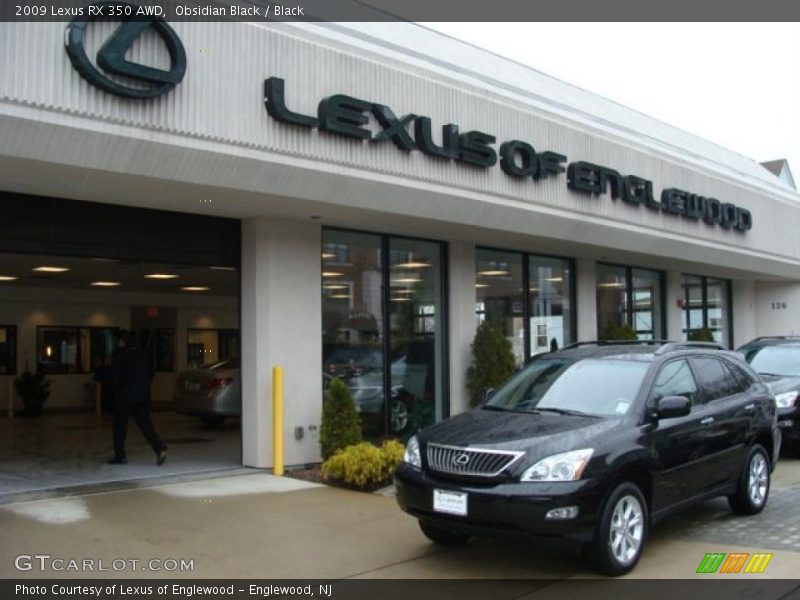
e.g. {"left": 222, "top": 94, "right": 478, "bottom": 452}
{"left": 2, "top": 461, "right": 800, "bottom": 580}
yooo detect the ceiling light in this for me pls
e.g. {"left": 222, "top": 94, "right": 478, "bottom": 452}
{"left": 33, "top": 266, "right": 69, "bottom": 273}
{"left": 329, "top": 294, "right": 351, "bottom": 299}
{"left": 529, "top": 287, "right": 539, "bottom": 292}
{"left": 323, "top": 284, "right": 348, "bottom": 290}
{"left": 475, "top": 283, "right": 489, "bottom": 288}
{"left": 598, "top": 282, "right": 624, "bottom": 288}
{"left": 322, "top": 271, "right": 343, "bottom": 278}
{"left": 391, "top": 297, "right": 412, "bottom": 302}
{"left": 477, "top": 270, "right": 509, "bottom": 276}
{"left": 545, "top": 277, "right": 563, "bottom": 282}
{"left": 181, "top": 286, "right": 210, "bottom": 292}
{"left": 0, "top": 276, "right": 18, "bottom": 282}
{"left": 321, "top": 253, "right": 336, "bottom": 259}
{"left": 395, "top": 261, "right": 431, "bottom": 269}
{"left": 392, "top": 289, "right": 415, "bottom": 294}
{"left": 145, "top": 273, "right": 179, "bottom": 280}
{"left": 209, "top": 266, "right": 236, "bottom": 271}
{"left": 392, "top": 277, "right": 422, "bottom": 284}
{"left": 91, "top": 281, "right": 121, "bottom": 287}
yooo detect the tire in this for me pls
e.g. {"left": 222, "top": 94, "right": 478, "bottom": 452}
{"left": 588, "top": 482, "right": 648, "bottom": 576}
{"left": 199, "top": 415, "right": 226, "bottom": 426}
{"left": 728, "top": 444, "right": 770, "bottom": 515}
{"left": 418, "top": 520, "right": 471, "bottom": 546}
{"left": 391, "top": 399, "right": 410, "bottom": 433}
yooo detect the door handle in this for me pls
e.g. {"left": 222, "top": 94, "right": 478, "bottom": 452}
{"left": 700, "top": 416, "right": 715, "bottom": 426}
{"left": 744, "top": 404, "right": 756, "bottom": 412}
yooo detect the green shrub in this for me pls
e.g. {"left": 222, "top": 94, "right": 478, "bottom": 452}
{"left": 688, "top": 327, "right": 715, "bottom": 342}
{"left": 320, "top": 378, "right": 362, "bottom": 460}
{"left": 322, "top": 440, "right": 406, "bottom": 490}
{"left": 466, "top": 322, "right": 517, "bottom": 407}
{"left": 601, "top": 322, "right": 638, "bottom": 341}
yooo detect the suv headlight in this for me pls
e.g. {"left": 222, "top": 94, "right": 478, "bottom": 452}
{"left": 520, "top": 449, "right": 594, "bottom": 482}
{"left": 403, "top": 435, "right": 422, "bottom": 468}
{"left": 775, "top": 391, "right": 798, "bottom": 408}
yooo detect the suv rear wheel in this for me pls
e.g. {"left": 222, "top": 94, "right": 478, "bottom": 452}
{"left": 589, "top": 482, "right": 648, "bottom": 576}
{"left": 728, "top": 444, "right": 770, "bottom": 515}
{"left": 418, "top": 520, "right": 471, "bottom": 546}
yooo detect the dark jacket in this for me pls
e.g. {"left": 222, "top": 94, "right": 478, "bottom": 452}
{"left": 112, "top": 347, "right": 154, "bottom": 405}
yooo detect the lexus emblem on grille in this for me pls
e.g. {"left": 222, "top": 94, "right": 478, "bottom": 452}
{"left": 453, "top": 453, "right": 471, "bottom": 466}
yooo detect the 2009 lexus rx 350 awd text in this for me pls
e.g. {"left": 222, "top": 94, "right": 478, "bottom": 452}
{"left": 394, "top": 341, "right": 780, "bottom": 575}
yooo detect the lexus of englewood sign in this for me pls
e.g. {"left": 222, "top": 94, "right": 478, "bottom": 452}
{"left": 265, "top": 78, "right": 753, "bottom": 233}
{"left": 61, "top": 3, "right": 753, "bottom": 233}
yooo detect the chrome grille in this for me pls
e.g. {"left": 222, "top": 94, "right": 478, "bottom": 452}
{"left": 426, "top": 443, "right": 524, "bottom": 478}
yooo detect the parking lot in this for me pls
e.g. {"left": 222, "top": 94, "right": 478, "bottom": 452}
{"left": 1, "top": 455, "right": 798, "bottom": 580}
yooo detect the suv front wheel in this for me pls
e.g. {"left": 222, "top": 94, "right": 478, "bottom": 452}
{"left": 728, "top": 444, "right": 770, "bottom": 515}
{"left": 589, "top": 482, "right": 649, "bottom": 576}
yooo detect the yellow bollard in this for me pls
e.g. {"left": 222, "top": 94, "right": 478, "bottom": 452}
{"left": 272, "top": 365, "right": 284, "bottom": 476}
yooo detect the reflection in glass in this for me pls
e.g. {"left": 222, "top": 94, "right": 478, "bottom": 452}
{"left": 37, "top": 327, "right": 79, "bottom": 374}
{"left": 390, "top": 238, "right": 443, "bottom": 434}
{"left": 682, "top": 275, "right": 731, "bottom": 347}
{"left": 529, "top": 256, "right": 573, "bottom": 355}
{"left": 322, "top": 230, "right": 386, "bottom": 438}
{"left": 475, "top": 249, "right": 524, "bottom": 365}
{"left": 596, "top": 264, "right": 628, "bottom": 339}
{"left": 597, "top": 264, "right": 662, "bottom": 340}
{"left": 322, "top": 230, "right": 445, "bottom": 440}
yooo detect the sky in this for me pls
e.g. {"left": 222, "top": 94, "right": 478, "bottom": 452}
{"left": 425, "top": 23, "right": 800, "bottom": 187}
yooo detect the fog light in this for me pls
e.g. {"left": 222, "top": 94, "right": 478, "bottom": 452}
{"left": 545, "top": 506, "right": 579, "bottom": 520}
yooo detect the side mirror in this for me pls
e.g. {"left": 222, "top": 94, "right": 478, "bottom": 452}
{"left": 483, "top": 388, "right": 495, "bottom": 403}
{"left": 656, "top": 395, "right": 691, "bottom": 419}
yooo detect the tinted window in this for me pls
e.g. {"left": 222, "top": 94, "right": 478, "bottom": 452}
{"left": 747, "top": 345, "right": 800, "bottom": 377}
{"left": 485, "top": 358, "right": 649, "bottom": 416}
{"left": 652, "top": 359, "right": 699, "bottom": 406}
{"left": 692, "top": 357, "right": 741, "bottom": 402}
{"left": 723, "top": 361, "right": 753, "bottom": 393}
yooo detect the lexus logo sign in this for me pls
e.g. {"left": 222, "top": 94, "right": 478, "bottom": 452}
{"left": 65, "top": 1, "right": 186, "bottom": 99}
{"left": 453, "top": 453, "right": 471, "bottom": 467}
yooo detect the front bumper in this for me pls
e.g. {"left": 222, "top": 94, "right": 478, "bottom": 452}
{"left": 394, "top": 463, "right": 604, "bottom": 543}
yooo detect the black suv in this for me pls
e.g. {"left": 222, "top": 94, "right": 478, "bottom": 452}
{"left": 395, "top": 341, "right": 780, "bottom": 575}
{"left": 737, "top": 336, "right": 800, "bottom": 455}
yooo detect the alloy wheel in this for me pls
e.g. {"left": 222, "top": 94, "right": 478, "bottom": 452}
{"left": 748, "top": 452, "right": 768, "bottom": 507}
{"left": 391, "top": 400, "right": 409, "bottom": 432}
{"left": 609, "top": 494, "right": 644, "bottom": 566}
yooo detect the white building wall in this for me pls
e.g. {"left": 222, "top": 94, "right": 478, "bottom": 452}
{"left": 576, "top": 258, "right": 598, "bottom": 341}
{"left": 241, "top": 217, "right": 322, "bottom": 469}
{"left": 754, "top": 282, "right": 800, "bottom": 338}
{"left": 732, "top": 280, "right": 757, "bottom": 347}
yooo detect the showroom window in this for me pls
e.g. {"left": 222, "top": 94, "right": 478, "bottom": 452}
{"left": 596, "top": 264, "right": 664, "bottom": 340}
{"left": 37, "top": 326, "right": 118, "bottom": 374}
{"left": 682, "top": 275, "right": 732, "bottom": 347}
{"left": 187, "top": 329, "right": 239, "bottom": 368}
{"left": 476, "top": 248, "right": 574, "bottom": 362}
{"left": 322, "top": 229, "right": 446, "bottom": 439}
{"left": 0, "top": 325, "right": 17, "bottom": 375}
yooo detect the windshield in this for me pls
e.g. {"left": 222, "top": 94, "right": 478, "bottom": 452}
{"left": 485, "top": 358, "right": 649, "bottom": 416}
{"left": 747, "top": 346, "right": 800, "bottom": 377}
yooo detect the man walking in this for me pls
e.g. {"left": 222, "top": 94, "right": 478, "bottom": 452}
{"left": 108, "top": 331, "right": 167, "bottom": 465}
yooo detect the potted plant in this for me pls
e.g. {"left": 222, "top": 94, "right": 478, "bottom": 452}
{"left": 13, "top": 370, "right": 51, "bottom": 417}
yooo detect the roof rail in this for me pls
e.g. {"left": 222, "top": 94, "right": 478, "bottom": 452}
{"left": 561, "top": 340, "right": 671, "bottom": 350}
{"left": 748, "top": 336, "right": 800, "bottom": 343}
{"left": 654, "top": 342, "right": 724, "bottom": 355}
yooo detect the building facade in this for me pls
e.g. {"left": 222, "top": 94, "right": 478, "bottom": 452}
{"left": 1, "top": 18, "right": 799, "bottom": 469}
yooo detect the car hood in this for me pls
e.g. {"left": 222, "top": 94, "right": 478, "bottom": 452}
{"left": 420, "top": 407, "right": 623, "bottom": 458}
{"left": 760, "top": 374, "right": 800, "bottom": 395}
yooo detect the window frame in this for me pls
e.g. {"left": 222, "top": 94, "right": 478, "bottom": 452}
{"left": 597, "top": 262, "right": 666, "bottom": 341}
{"left": 36, "top": 325, "right": 119, "bottom": 375}
{"left": 681, "top": 274, "right": 733, "bottom": 349}
{"left": 476, "top": 245, "right": 577, "bottom": 363}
